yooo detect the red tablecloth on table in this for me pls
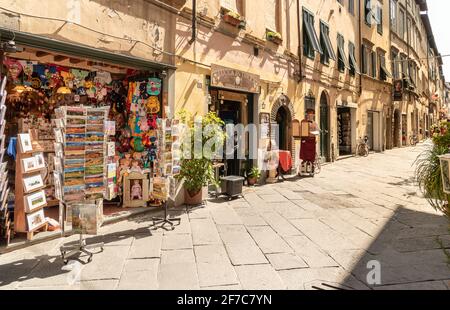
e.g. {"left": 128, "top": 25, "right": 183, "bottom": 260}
{"left": 300, "top": 137, "right": 316, "bottom": 162}
{"left": 279, "top": 150, "right": 293, "bottom": 173}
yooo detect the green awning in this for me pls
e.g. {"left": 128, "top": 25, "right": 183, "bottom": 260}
{"left": 0, "top": 27, "right": 176, "bottom": 71}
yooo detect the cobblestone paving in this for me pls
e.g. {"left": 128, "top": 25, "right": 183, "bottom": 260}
{"left": 1, "top": 144, "right": 450, "bottom": 290}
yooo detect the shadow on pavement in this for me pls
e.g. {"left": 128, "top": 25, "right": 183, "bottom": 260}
{"left": 342, "top": 207, "right": 450, "bottom": 290}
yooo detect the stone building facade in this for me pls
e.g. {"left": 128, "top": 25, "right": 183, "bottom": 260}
{"left": 0, "top": 0, "right": 445, "bottom": 172}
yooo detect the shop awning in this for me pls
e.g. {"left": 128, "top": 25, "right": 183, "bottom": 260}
{"left": 304, "top": 20, "right": 323, "bottom": 54}
{"left": 380, "top": 55, "right": 392, "bottom": 78}
{"left": 349, "top": 47, "right": 361, "bottom": 74}
{"left": 319, "top": 25, "right": 336, "bottom": 61}
{"left": 0, "top": 27, "right": 176, "bottom": 71}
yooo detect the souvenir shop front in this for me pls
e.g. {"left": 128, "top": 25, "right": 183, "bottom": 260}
{"left": 0, "top": 33, "right": 176, "bottom": 247}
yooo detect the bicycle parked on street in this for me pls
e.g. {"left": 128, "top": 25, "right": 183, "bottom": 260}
{"left": 357, "top": 136, "right": 370, "bottom": 157}
{"left": 410, "top": 133, "right": 418, "bottom": 146}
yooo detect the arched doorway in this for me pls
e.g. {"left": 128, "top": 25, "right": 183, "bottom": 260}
{"left": 275, "top": 106, "right": 290, "bottom": 151}
{"left": 271, "top": 95, "right": 295, "bottom": 153}
{"left": 319, "top": 91, "right": 330, "bottom": 161}
{"left": 393, "top": 109, "right": 401, "bottom": 148}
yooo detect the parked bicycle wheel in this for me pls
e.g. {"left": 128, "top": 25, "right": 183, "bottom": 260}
{"left": 358, "top": 144, "right": 369, "bottom": 157}
{"left": 314, "top": 155, "right": 322, "bottom": 174}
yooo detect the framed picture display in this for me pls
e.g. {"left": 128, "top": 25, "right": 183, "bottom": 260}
{"left": 24, "top": 190, "right": 47, "bottom": 213}
{"left": 26, "top": 209, "right": 46, "bottom": 231}
{"left": 18, "top": 133, "right": 33, "bottom": 153}
{"left": 22, "top": 157, "right": 38, "bottom": 173}
{"left": 23, "top": 174, "right": 44, "bottom": 193}
{"left": 34, "top": 153, "right": 46, "bottom": 169}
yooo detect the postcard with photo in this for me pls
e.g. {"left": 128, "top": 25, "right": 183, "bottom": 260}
{"left": 18, "top": 133, "right": 33, "bottom": 153}
{"left": 0, "top": 105, "right": 6, "bottom": 124}
{"left": 66, "top": 127, "right": 86, "bottom": 134}
{"left": 64, "top": 184, "right": 86, "bottom": 194}
{"left": 54, "top": 128, "right": 64, "bottom": 143}
{"left": 107, "top": 142, "right": 115, "bottom": 157}
{"left": 54, "top": 143, "right": 63, "bottom": 158}
{"left": 0, "top": 122, "right": 5, "bottom": 138}
{"left": 53, "top": 171, "right": 63, "bottom": 201}
{"left": 85, "top": 165, "right": 104, "bottom": 176}
{"left": 66, "top": 107, "right": 86, "bottom": 117}
{"left": 22, "top": 157, "right": 38, "bottom": 173}
{"left": 25, "top": 190, "right": 47, "bottom": 213}
{"left": 23, "top": 174, "right": 44, "bottom": 193}
{"left": 105, "top": 121, "right": 115, "bottom": 136}
{"left": 34, "top": 153, "right": 46, "bottom": 169}
{"left": 72, "top": 203, "right": 98, "bottom": 235}
{"left": 27, "top": 209, "right": 46, "bottom": 231}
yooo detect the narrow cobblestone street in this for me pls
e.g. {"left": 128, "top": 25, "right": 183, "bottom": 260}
{"left": 1, "top": 144, "right": 449, "bottom": 290}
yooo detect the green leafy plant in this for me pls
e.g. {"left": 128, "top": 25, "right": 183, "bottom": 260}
{"left": 266, "top": 30, "right": 282, "bottom": 40}
{"left": 225, "top": 10, "right": 241, "bottom": 20}
{"left": 414, "top": 143, "right": 450, "bottom": 216}
{"left": 176, "top": 110, "right": 225, "bottom": 196}
{"left": 247, "top": 167, "right": 261, "bottom": 179}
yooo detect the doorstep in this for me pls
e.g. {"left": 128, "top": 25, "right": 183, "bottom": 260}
{"left": 336, "top": 155, "right": 355, "bottom": 161}
{"left": 0, "top": 206, "right": 160, "bottom": 254}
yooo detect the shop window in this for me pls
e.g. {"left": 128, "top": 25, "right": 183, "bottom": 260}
{"left": 320, "top": 21, "right": 336, "bottom": 65}
{"left": 303, "top": 8, "right": 323, "bottom": 59}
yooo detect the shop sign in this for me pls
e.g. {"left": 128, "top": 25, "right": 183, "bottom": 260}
{"left": 337, "top": 101, "right": 358, "bottom": 109}
{"left": 211, "top": 64, "right": 260, "bottom": 94}
{"left": 393, "top": 80, "right": 403, "bottom": 101}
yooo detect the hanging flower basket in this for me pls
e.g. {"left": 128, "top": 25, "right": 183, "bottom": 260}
{"left": 266, "top": 30, "right": 283, "bottom": 45}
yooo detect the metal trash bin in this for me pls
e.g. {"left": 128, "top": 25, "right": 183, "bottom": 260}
{"left": 220, "top": 176, "right": 245, "bottom": 199}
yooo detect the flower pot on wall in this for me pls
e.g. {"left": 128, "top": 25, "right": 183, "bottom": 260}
{"left": 268, "top": 36, "right": 283, "bottom": 45}
{"left": 223, "top": 14, "right": 241, "bottom": 27}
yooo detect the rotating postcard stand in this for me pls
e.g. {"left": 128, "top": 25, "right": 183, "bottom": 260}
{"left": 60, "top": 202, "right": 104, "bottom": 265}
{"left": 55, "top": 106, "right": 108, "bottom": 264}
{"left": 151, "top": 119, "right": 181, "bottom": 231}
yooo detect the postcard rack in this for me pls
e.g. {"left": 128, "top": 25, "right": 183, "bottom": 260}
{"left": 0, "top": 76, "right": 13, "bottom": 245}
{"left": 151, "top": 119, "right": 181, "bottom": 231}
{"left": 14, "top": 132, "right": 49, "bottom": 240}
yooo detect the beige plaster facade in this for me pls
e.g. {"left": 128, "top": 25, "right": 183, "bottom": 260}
{"left": 0, "top": 0, "right": 445, "bottom": 171}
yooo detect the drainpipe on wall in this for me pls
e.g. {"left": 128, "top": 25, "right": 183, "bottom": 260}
{"left": 296, "top": 0, "right": 303, "bottom": 83}
{"left": 189, "top": 0, "right": 197, "bottom": 45}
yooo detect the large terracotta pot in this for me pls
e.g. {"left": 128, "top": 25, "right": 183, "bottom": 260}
{"left": 185, "top": 188, "right": 203, "bottom": 206}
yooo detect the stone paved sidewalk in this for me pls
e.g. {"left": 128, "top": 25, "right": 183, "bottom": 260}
{"left": 1, "top": 144, "right": 450, "bottom": 290}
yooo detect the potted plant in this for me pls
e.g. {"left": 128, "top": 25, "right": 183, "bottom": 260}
{"left": 415, "top": 121, "right": 450, "bottom": 218}
{"left": 223, "top": 10, "right": 242, "bottom": 27}
{"left": 266, "top": 30, "right": 283, "bottom": 45}
{"left": 176, "top": 111, "right": 225, "bottom": 205}
{"left": 247, "top": 167, "right": 261, "bottom": 186}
